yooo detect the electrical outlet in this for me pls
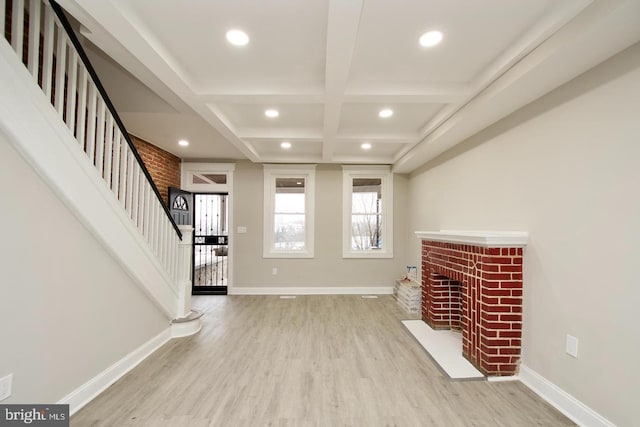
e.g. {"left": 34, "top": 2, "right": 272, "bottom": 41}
{"left": 237, "top": 226, "right": 247, "bottom": 234}
{"left": 272, "top": 267, "right": 278, "bottom": 275}
{"left": 566, "top": 335, "right": 578, "bottom": 358}
{"left": 0, "top": 374, "right": 12, "bottom": 401}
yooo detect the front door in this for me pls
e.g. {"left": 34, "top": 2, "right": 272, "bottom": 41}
{"left": 168, "top": 187, "right": 193, "bottom": 226}
{"left": 192, "top": 193, "right": 229, "bottom": 295}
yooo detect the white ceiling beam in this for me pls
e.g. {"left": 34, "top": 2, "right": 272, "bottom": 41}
{"left": 322, "top": 0, "right": 364, "bottom": 161}
{"left": 238, "top": 128, "right": 323, "bottom": 140}
{"left": 255, "top": 155, "right": 393, "bottom": 165}
{"left": 342, "top": 93, "right": 463, "bottom": 104}
{"left": 331, "top": 155, "right": 394, "bottom": 165}
{"left": 203, "top": 90, "right": 466, "bottom": 105}
{"left": 336, "top": 131, "right": 416, "bottom": 142}
{"left": 343, "top": 83, "right": 469, "bottom": 103}
{"left": 201, "top": 94, "right": 325, "bottom": 104}
{"left": 194, "top": 83, "right": 325, "bottom": 97}
{"left": 336, "top": 137, "right": 414, "bottom": 145}
{"left": 243, "top": 131, "right": 415, "bottom": 144}
{"left": 257, "top": 155, "right": 323, "bottom": 163}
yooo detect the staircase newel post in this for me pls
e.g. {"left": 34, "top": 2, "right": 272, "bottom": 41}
{"left": 177, "top": 225, "right": 194, "bottom": 318}
{"left": 172, "top": 225, "right": 202, "bottom": 337}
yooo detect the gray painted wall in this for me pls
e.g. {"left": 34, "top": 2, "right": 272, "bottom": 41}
{"left": 406, "top": 43, "right": 640, "bottom": 426}
{"left": 233, "top": 162, "right": 408, "bottom": 288}
{"left": 0, "top": 134, "right": 168, "bottom": 404}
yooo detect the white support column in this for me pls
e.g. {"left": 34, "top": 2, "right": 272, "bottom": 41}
{"left": 171, "top": 225, "right": 202, "bottom": 338}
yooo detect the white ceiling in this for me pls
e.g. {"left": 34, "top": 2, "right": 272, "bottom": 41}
{"left": 59, "top": 0, "right": 640, "bottom": 172}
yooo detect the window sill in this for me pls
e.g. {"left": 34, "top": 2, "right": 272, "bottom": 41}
{"left": 263, "top": 252, "right": 314, "bottom": 259}
{"left": 342, "top": 251, "right": 394, "bottom": 259}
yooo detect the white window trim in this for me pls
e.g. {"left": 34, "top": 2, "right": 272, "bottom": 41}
{"left": 263, "top": 164, "right": 316, "bottom": 258}
{"left": 342, "top": 165, "right": 393, "bottom": 259}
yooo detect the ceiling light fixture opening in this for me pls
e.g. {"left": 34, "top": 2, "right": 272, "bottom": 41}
{"left": 419, "top": 30, "right": 443, "bottom": 47}
{"left": 265, "top": 109, "right": 279, "bottom": 118}
{"left": 361, "top": 143, "right": 372, "bottom": 150}
{"left": 378, "top": 109, "right": 393, "bottom": 118}
{"left": 226, "top": 29, "right": 249, "bottom": 46}
{"left": 281, "top": 141, "right": 291, "bottom": 149}
{"left": 178, "top": 139, "right": 189, "bottom": 147}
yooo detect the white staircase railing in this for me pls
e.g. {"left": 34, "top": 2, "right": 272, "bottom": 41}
{"left": 2, "top": 0, "right": 192, "bottom": 318}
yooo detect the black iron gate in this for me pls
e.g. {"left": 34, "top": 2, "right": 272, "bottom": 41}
{"left": 192, "top": 193, "right": 228, "bottom": 295}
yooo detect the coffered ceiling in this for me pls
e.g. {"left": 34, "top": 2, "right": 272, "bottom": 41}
{"left": 58, "top": 0, "right": 640, "bottom": 173}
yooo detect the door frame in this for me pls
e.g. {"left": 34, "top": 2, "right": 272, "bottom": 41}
{"left": 181, "top": 163, "right": 235, "bottom": 292}
{"left": 192, "top": 192, "right": 229, "bottom": 295}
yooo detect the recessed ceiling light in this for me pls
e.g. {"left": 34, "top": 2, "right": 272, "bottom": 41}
{"left": 265, "top": 109, "right": 279, "bottom": 118}
{"left": 296, "top": 181, "right": 302, "bottom": 185}
{"left": 419, "top": 30, "right": 443, "bottom": 47}
{"left": 281, "top": 141, "right": 291, "bottom": 149}
{"left": 361, "top": 143, "right": 372, "bottom": 150}
{"left": 226, "top": 29, "right": 249, "bottom": 46}
{"left": 378, "top": 109, "right": 393, "bottom": 118}
{"left": 178, "top": 139, "right": 189, "bottom": 146}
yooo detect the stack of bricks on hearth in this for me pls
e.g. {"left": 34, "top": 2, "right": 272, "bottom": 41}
{"left": 394, "top": 278, "right": 422, "bottom": 314}
{"left": 130, "top": 135, "right": 181, "bottom": 206}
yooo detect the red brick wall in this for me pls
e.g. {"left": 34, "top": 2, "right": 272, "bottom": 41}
{"left": 130, "top": 135, "right": 180, "bottom": 206}
{"left": 421, "top": 241, "right": 523, "bottom": 376}
{"left": 425, "top": 273, "right": 462, "bottom": 330}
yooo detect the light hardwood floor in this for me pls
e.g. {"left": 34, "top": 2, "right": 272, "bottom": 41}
{"left": 71, "top": 295, "right": 574, "bottom": 426}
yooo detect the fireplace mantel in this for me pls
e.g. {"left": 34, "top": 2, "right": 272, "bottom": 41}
{"left": 414, "top": 230, "right": 528, "bottom": 247}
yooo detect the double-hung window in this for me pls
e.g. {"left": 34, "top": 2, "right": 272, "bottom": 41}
{"left": 263, "top": 165, "right": 315, "bottom": 258}
{"left": 342, "top": 166, "right": 393, "bottom": 258}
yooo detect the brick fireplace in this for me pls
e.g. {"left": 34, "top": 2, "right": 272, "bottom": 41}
{"left": 415, "top": 231, "right": 527, "bottom": 376}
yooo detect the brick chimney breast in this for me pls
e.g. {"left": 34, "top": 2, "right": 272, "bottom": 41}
{"left": 416, "top": 231, "right": 527, "bottom": 376}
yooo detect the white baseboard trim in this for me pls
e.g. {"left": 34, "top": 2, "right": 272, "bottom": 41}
{"left": 519, "top": 364, "right": 615, "bottom": 427}
{"left": 58, "top": 328, "right": 172, "bottom": 416}
{"left": 487, "top": 375, "right": 519, "bottom": 382}
{"left": 171, "top": 318, "right": 202, "bottom": 338}
{"left": 228, "top": 286, "right": 394, "bottom": 296}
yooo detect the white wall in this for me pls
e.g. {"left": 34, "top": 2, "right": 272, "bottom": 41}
{"left": 406, "top": 43, "right": 640, "bottom": 426}
{"left": 0, "top": 134, "right": 168, "bottom": 404}
{"left": 233, "top": 162, "right": 408, "bottom": 289}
